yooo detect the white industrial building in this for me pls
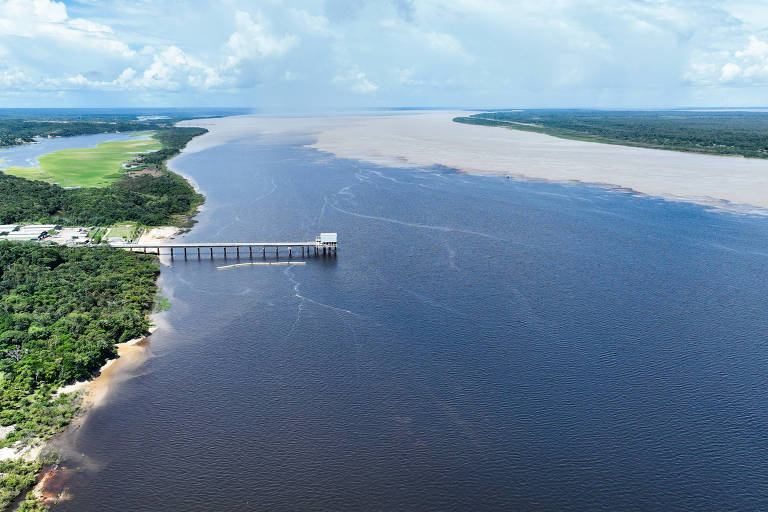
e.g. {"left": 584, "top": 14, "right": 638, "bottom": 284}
{"left": 316, "top": 232, "right": 338, "bottom": 247}
{"left": 1, "top": 225, "right": 58, "bottom": 241}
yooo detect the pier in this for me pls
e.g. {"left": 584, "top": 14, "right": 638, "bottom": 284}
{"left": 111, "top": 233, "right": 338, "bottom": 260}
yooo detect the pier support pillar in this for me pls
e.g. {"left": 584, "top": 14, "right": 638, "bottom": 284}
{"left": 170, "top": 248, "right": 174, "bottom": 260}
{"left": 184, "top": 248, "right": 187, "bottom": 259}
{"left": 236, "top": 247, "right": 240, "bottom": 258}
{"left": 262, "top": 247, "right": 266, "bottom": 258}
{"left": 197, "top": 247, "right": 200, "bottom": 259}
{"left": 224, "top": 247, "right": 227, "bottom": 259}
{"left": 249, "top": 247, "right": 252, "bottom": 258}
{"left": 275, "top": 247, "right": 279, "bottom": 258}
{"left": 289, "top": 247, "right": 292, "bottom": 258}
{"left": 210, "top": 247, "right": 214, "bottom": 259}
{"left": 302, "top": 246, "right": 304, "bottom": 257}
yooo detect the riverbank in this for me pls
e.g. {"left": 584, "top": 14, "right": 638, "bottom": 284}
{"left": 0, "top": 126, "right": 202, "bottom": 510}
{"left": 180, "top": 112, "right": 768, "bottom": 212}
{"left": 0, "top": 242, "right": 163, "bottom": 511}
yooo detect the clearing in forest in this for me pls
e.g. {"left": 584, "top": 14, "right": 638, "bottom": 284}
{"left": 3, "top": 133, "right": 161, "bottom": 188}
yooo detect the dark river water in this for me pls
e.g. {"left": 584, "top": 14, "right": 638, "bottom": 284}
{"left": 52, "top": 132, "right": 768, "bottom": 511}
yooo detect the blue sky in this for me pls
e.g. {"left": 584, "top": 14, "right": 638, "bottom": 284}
{"left": 1, "top": 0, "right": 768, "bottom": 109}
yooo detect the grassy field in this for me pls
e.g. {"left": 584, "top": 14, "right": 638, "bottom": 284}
{"left": 107, "top": 222, "right": 140, "bottom": 239}
{"left": 3, "top": 134, "right": 161, "bottom": 188}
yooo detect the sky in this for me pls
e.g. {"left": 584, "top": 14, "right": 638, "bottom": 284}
{"left": 2, "top": 0, "right": 768, "bottom": 109}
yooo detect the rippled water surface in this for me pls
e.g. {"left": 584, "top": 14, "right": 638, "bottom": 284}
{"left": 52, "top": 133, "right": 768, "bottom": 511}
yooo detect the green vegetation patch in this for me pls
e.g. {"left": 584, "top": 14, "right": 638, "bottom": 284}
{"left": 0, "top": 459, "right": 40, "bottom": 510}
{"left": 154, "top": 295, "right": 171, "bottom": 312}
{"left": 0, "top": 243, "right": 157, "bottom": 506}
{"left": 0, "top": 391, "right": 82, "bottom": 449}
{"left": 107, "top": 222, "right": 139, "bottom": 240}
{"left": 0, "top": 242, "right": 158, "bottom": 452}
{"left": 454, "top": 110, "right": 768, "bottom": 159}
{"left": 0, "top": 127, "right": 206, "bottom": 227}
{"left": 4, "top": 136, "right": 161, "bottom": 188}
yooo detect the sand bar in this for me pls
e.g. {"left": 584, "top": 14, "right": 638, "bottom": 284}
{"left": 180, "top": 111, "right": 768, "bottom": 210}
{"left": 217, "top": 261, "right": 307, "bottom": 269}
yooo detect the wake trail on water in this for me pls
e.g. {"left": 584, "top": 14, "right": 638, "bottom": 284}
{"left": 328, "top": 201, "right": 504, "bottom": 241}
{"left": 211, "top": 178, "right": 278, "bottom": 239}
{"left": 283, "top": 266, "right": 378, "bottom": 325}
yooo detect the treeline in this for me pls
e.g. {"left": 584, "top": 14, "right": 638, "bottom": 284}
{"left": 0, "top": 119, "right": 162, "bottom": 147}
{"left": 0, "top": 243, "right": 157, "bottom": 415}
{"left": 135, "top": 127, "right": 205, "bottom": 166}
{"left": 0, "top": 127, "right": 205, "bottom": 227}
{"left": 454, "top": 110, "right": 768, "bottom": 158}
{"left": 0, "top": 108, "right": 244, "bottom": 148}
{"left": 0, "top": 243, "right": 159, "bottom": 507}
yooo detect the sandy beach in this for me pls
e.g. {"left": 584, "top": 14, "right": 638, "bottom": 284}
{"left": 137, "top": 226, "right": 180, "bottom": 245}
{"left": 180, "top": 111, "right": 768, "bottom": 211}
{"left": 0, "top": 332, "right": 154, "bottom": 465}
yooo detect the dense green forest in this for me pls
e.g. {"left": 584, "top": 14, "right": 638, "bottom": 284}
{"left": 0, "top": 108, "right": 243, "bottom": 148}
{"left": 0, "top": 459, "right": 41, "bottom": 510}
{"left": 454, "top": 110, "right": 768, "bottom": 158}
{"left": 0, "top": 243, "right": 159, "bottom": 508}
{"left": 0, "top": 119, "right": 161, "bottom": 147}
{"left": 0, "top": 127, "right": 205, "bottom": 227}
{"left": 0, "top": 110, "right": 217, "bottom": 509}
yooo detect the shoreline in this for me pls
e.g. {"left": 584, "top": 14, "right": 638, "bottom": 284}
{"left": 180, "top": 112, "right": 768, "bottom": 212}
{"left": 0, "top": 126, "right": 205, "bottom": 510}
{"left": 18, "top": 331, "right": 156, "bottom": 508}
{"left": 6, "top": 257, "right": 171, "bottom": 508}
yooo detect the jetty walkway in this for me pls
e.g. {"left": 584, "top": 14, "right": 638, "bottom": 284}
{"left": 111, "top": 233, "right": 338, "bottom": 260}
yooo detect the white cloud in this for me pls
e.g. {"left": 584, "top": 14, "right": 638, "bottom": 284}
{"left": 720, "top": 62, "right": 742, "bottom": 81}
{"left": 2, "top": 0, "right": 768, "bottom": 107}
{"left": 735, "top": 35, "right": 768, "bottom": 59}
{"left": 395, "top": 67, "right": 424, "bottom": 86}
{"left": 691, "top": 35, "right": 768, "bottom": 84}
{"left": 224, "top": 10, "right": 299, "bottom": 68}
{"left": 0, "top": 0, "right": 66, "bottom": 24}
{"left": 133, "top": 46, "right": 224, "bottom": 91}
{"left": 0, "top": 67, "right": 32, "bottom": 90}
{"left": 68, "top": 18, "right": 113, "bottom": 34}
{"left": 37, "top": 47, "right": 223, "bottom": 92}
{"left": 424, "top": 32, "right": 473, "bottom": 62}
{"left": 0, "top": 0, "right": 134, "bottom": 58}
{"left": 288, "top": 8, "right": 333, "bottom": 36}
{"left": 333, "top": 69, "right": 379, "bottom": 94}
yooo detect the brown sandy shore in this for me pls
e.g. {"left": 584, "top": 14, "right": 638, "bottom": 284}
{"left": 180, "top": 111, "right": 768, "bottom": 211}
{"left": 16, "top": 333, "right": 157, "bottom": 507}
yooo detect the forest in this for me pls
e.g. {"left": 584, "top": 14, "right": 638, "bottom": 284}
{"left": 0, "top": 112, "right": 211, "bottom": 509}
{"left": 0, "top": 243, "right": 159, "bottom": 509}
{"left": 454, "top": 110, "right": 768, "bottom": 158}
{"left": 0, "top": 127, "right": 206, "bottom": 227}
{"left": 0, "top": 119, "right": 160, "bottom": 147}
{"left": 0, "top": 108, "right": 242, "bottom": 148}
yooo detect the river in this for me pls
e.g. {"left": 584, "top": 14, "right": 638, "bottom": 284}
{"left": 49, "top": 126, "right": 768, "bottom": 511}
{"left": 0, "top": 132, "right": 146, "bottom": 170}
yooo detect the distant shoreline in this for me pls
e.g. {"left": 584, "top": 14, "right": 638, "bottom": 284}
{"left": 179, "top": 112, "right": 768, "bottom": 212}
